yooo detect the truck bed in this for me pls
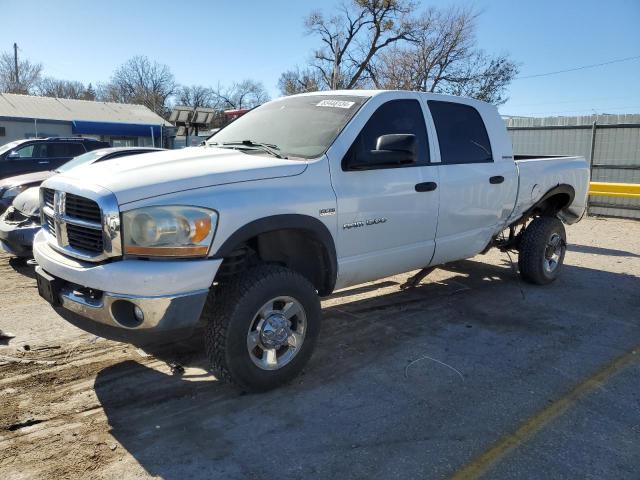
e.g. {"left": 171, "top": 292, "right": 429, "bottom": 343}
{"left": 508, "top": 155, "right": 590, "bottom": 225}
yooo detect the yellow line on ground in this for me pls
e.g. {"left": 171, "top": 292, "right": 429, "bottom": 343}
{"left": 451, "top": 345, "right": 640, "bottom": 480}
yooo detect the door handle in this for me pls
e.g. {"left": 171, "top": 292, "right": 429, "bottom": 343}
{"left": 38, "top": 161, "right": 50, "bottom": 165}
{"left": 415, "top": 182, "right": 437, "bottom": 192}
{"left": 489, "top": 175, "right": 504, "bottom": 184}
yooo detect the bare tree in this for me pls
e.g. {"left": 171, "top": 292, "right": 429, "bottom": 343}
{"left": 305, "top": 0, "right": 416, "bottom": 90}
{"left": 369, "top": 7, "right": 519, "bottom": 104}
{"left": 436, "top": 52, "right": 519, "bottom": 104}
{"left": 214, "top": 80, "right": 270, "bottom": 110}
{"left": 36, "top": 77, "right": 87, "bottom": 99}
{"left": 278, "top": 67, "right": 323, "bottom": 95}
{"left": 285, "top": 3, "right": 518, "bottom": 104}
{"left": 98, "top": 56, "right": 177, "bottom": 116}
{"left": 177, "top": 85, "right": 218, "bottom": 109}
{"left": 0, "top": 51, "right": 43, "bottom": 94}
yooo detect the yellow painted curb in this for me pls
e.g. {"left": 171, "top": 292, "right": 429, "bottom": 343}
{"left": 589, "top": 182, "right": 640, "bottom": 199}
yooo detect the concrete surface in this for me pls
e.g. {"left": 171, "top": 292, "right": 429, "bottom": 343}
{"left": 0, "top": 216, "right": 639, "bottom": 479}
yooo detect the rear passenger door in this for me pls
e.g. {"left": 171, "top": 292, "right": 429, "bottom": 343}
{"left": 426, "top": 100, "right": 518, "bottom": 264}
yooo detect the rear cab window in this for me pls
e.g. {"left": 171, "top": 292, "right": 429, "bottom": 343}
{"left": 428, "top": 100, "right": 493, "bottom": 164}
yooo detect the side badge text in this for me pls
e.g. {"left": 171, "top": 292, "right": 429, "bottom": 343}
{"left": 343, "top": 217, "right": 387, "bottom": 229}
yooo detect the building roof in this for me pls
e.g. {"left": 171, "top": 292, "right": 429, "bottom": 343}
{"left": 0, "top": 93, "right": 171, "bottom": 126}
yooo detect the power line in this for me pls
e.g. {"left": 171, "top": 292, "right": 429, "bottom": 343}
{"left": 514, "top": 55, "right": 640, "bottom": 80}
{"left": 507, "top": 94, "right": 640, "bottom": 108}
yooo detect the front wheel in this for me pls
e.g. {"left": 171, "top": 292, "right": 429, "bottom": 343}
{"left": 204, "top": 265, "right": 321, "bottom": 391}
{"left": 518, "top": 216, "right": 567, "bottom": 285}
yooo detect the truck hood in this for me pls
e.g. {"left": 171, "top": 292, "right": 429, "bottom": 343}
{"left": 55, "top": 146, "right": 308, "bottom": 205}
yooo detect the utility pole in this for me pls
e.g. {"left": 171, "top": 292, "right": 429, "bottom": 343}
{"left": 13, "top": 43, "right": 19, "bottom": 85}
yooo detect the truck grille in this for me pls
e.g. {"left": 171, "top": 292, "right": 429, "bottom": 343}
{"left": 65, "top": 193, "right": 102, "bottom": 223}
{"left": 43, "top": 188, "right": 55, "bottom": 210}
{"left": 41, "top": 188, "right": 112, "bottom": 258}
{"left": 67, "top": 223, "right": 103, "bottom": 252}
{"left": 45, "top": 215, "right": 57, "bottom": 238}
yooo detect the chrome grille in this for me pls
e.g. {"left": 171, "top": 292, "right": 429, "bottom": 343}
{"left": 40, "top": 185, "right": 121, "bottom": 262}
{"left": 45, "top": 215, "right": 57, "bottom": 238}
{"left": 65, "top": 193, "right": 102, "bottom": 223}
{"left": 66, "top": 223, "right": 103, "bottom": 252}
{"left": 43, "top": 188, "right": 55, "bottom": 210}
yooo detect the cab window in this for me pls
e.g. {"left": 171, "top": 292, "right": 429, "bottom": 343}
{"left": 428, "top": 100, "right": 493, "bottom": 164}
{"left": 342, "top": 99, "right": 429, "bottom": 170}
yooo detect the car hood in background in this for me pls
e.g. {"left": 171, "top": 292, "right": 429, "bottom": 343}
{"left": 52, "top": 146, "right": 308, "bottom": 205}
{"left": 0, "top": 170, "right": 54, "bottom": 191}
{"left": 12, "top": 187, "right": 41, "bottom": 217}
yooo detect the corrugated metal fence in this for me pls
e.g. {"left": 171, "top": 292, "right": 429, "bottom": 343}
{"left": 506, "top": 114, "right": 640, "bottom": 219}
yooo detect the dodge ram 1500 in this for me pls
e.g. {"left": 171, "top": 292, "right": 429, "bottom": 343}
{"left": 33, "top": 90, "right": 589, "bottom": 391}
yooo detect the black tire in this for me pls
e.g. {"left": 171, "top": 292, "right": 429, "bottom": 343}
{"left": 518, "top": 216, "right": 567, "bottom": 285}
{"left": 204, "top": 264, "right": 321, "bottom": 391}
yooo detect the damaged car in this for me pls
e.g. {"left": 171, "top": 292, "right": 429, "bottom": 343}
{"left": 0, "top": 187, "right": 40, "bottom": 258}
{"left": 0, "top": 147, "right": 164, "bottom": 257}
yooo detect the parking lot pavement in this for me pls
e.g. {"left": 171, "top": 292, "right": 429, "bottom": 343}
{"left": 0, "top": 216, "right": 639, "bottom": 479}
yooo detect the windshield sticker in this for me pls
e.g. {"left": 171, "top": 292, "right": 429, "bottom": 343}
{"left": 316, "top": 99, "right": 355, "bottom": 109}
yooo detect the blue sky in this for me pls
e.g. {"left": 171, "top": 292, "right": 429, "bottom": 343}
{"left": 2, "top": 0, "right": 639, "bottom": 117}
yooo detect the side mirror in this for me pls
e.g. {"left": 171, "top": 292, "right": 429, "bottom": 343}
{"left": 349, "top": 134, "right": 416, "bottom": 170}
{"left": 7, "top": 151, "right": 20, "bottom": 160}
{"left": 376, "top": 134, "right": 417, "bottom": 156}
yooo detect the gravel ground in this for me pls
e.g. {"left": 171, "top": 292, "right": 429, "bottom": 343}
{"left": 0, "top": 216, "right": 639, "bottom": 479}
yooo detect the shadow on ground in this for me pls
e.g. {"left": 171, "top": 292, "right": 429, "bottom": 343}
{"left": 7, "top": 257, "right": 37, "bottom": 279}
{"left": 94, "top": 258, "right": 640, "bottom": 479}
{"left": 568, "top": 243, "right": 640, "bottom": 258}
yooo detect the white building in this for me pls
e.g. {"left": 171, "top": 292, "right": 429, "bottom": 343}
{"left": 0, "top": 93, "right": 171, "bottom": 147}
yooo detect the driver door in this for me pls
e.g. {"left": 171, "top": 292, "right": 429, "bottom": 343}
{"left": 328, "top": 97, "right": 440, "bottom": 289}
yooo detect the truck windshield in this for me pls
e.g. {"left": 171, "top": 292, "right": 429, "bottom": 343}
{"left": 207, "top": 95, "right": 369, "bottom": 159}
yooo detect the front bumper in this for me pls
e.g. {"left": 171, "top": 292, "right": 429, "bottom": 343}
{"left": 0, "top": 219, "right": 39, "bottom": 257}
{"left": 33, "top": 231, "right": 221, "bottom": 345}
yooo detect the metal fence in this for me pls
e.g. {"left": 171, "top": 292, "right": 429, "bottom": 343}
{"left": 506, "top": 114, "right": 640, "bottom": 219}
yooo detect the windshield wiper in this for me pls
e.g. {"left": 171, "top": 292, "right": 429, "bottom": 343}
{"left": 215, "top": 140, "right": 286, "bottom": 159}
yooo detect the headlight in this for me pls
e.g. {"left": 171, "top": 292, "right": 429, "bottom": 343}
{"left": 1, "top": 185, "right": 27, "bottom": 201}
{"left": 122, "top": 206, "right": 218, "bottom": 257}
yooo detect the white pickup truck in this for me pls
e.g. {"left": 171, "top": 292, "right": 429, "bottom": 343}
{"left": 33, "top": 90, "right": 589, "bottom": 390}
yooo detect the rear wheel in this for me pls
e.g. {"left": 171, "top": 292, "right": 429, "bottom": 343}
{"left": 204, "top": 264, "right": 321, "bottom": 391}
{"left": 518, "top": 216, "right": 567, "bottom": 285}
